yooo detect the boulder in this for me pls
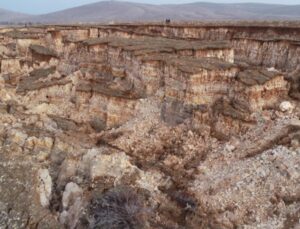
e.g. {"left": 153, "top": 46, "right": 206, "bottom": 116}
{"left": 37, "top": 169, "right": 52, "bottom": 208}
{"left": 279, "top": 101, "right": 294, "bottom": 113}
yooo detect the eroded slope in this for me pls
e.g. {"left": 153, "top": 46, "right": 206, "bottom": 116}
{"left": 0, "top": 24, "right": 299, "bottom": 229}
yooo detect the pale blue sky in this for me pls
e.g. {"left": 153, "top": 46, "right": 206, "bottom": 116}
{"left": 1, "top": 0, "right": 299, "bottom": 14}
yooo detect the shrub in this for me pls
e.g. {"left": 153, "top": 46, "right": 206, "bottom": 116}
{"left": 88, "top": 186, "right": 146, "bottom": 229}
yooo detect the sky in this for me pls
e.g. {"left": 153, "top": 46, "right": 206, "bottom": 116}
{"left": 0, "top": 0, "right": 299, "bottom": 14}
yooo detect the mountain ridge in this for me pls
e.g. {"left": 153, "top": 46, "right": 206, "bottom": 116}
{"left": 1, "top": 1, "right": 300, "bottom": 24}
{"left": 0, "top": 8, "right": 30, "bottom": 23}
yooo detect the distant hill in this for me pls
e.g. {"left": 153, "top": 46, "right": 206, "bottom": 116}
{"left": 0, "top": 8, "right": 30, "bottom": 23}
{"left": 2, "top": 1, "right": 300, "bottom": 24}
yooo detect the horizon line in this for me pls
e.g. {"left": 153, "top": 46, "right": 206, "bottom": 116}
{"left": 1, "top": 0, "right": 299, "bottom": 15}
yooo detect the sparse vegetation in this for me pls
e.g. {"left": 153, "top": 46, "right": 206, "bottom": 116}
{"left": 87, "top": 186, "right": 146, "bottom": 229}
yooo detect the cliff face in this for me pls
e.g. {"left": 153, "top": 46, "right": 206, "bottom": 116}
{"left": 0, "top": 24, "right": 299, "bottom": 229}
{"left": 95, "top": 23, "right": 300, "bottom": 71}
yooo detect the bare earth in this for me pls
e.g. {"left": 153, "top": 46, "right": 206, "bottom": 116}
{"left": 0, "top": 23, "right": 299, "bottom": 229}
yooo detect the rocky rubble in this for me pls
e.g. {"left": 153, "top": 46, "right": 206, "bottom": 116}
{"left": 0, "top": 23, "right": 299, "bottom": 229}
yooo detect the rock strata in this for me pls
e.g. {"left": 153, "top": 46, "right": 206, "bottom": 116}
{"left": 0, "top": 23, "right": 299, "bottom": 229}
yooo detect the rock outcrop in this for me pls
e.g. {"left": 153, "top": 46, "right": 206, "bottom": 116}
{"left": 0, "top": 23, "right": 299, "bottom": 229}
